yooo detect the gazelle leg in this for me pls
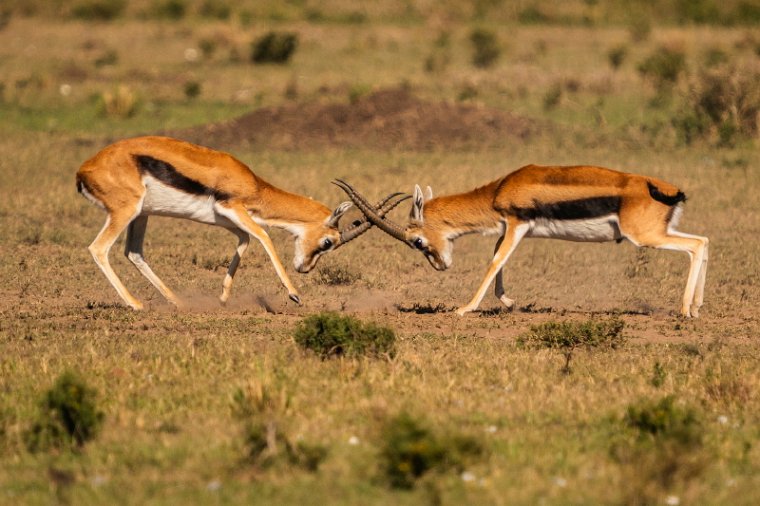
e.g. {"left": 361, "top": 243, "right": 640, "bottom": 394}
{"left": 215, "top": 203, "right": 301, "bottom": 304}
{"left": 457, "top": 221, "right": 529, "bottom": 316}
{"left": 691, "top": 239, "right": 709, "bottom": 317}
{"left": 632, "top": 231, "right": 708, "bottom": 318}
{"left": 220, "top": 228, "right": 251, "bottom": 304}
{"left": 493, "top": 235, "right": 515, "bottom": 310}
{"left": 89, "top": 208, "right": 143, "bottom": 310}
{"left": 124, "top": 215, "right": 181, "bottom": 306}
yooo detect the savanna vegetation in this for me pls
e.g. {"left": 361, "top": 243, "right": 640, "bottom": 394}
{"left": 1, "top": 1, "right": 759, "bottom": 504}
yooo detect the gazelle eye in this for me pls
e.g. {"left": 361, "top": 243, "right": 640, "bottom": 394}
{"left": 413, "top": 238, "right": 424, "bottom": 250}
{"left": 322, "top": 238, "right": 333, "bottom": 250}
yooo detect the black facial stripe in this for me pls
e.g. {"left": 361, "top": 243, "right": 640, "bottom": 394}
{"left": 134, "top": 155, "right": 230, "bottom": 201}
{"left": 509, "top": 196, "right": 621, "bottom": 221}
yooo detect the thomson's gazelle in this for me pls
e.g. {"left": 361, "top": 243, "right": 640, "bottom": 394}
{"left": 335, "top": 164, "right": 709, "bottom": 317}
{"left": 77, "top": 136, "right": 406, "bottom": 310}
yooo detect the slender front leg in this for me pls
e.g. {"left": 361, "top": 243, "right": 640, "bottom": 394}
{"left": 124, "top": 215, "right": 181, "bottom": 306}
{"left": 457, "top": 220, "right": 529, "bottom": 316}
{"left": 89, "top": 208, "right": 144, "bottom": 310}
{"left": 220, "top": 228, "right": 251, "bottom": 304}
{"left": 215, "top": 203, "right": 302, "bottom": 304}
{"left": 493, "top": 235, "right": 516, "bottom": 310}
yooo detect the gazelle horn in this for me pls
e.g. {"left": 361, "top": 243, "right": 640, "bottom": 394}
{"left": 335, "top": 190, "right": 410, "bottom": 247}
{"left": 333, "top": 179, "right": 410, "bottom": 245}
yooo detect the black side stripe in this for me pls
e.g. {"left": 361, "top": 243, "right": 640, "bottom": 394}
{"left": 134, "top": 155, "right": 230, "bottom": 201}
{"left": 509, "top": 196, "right": 621, "bottom": 221}
{"left": 647, "top": 181, "right": 686, "bottom": 206}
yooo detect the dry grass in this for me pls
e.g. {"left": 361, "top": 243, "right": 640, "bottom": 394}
{"left": 1, "top": 13, "right": 759, "bottom": 505}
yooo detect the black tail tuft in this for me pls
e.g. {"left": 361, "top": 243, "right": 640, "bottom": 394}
{"left": 647, "top": 181, "right": 686, "bottom": 206}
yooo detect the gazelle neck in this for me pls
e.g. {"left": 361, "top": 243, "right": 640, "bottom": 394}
{"left": 251, "top": 184, "right": 331, "bottom": 230}
{"left": 426, "top": 179, "right": 504, "bottom": 238}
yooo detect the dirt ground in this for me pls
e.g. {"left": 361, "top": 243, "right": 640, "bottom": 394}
{"left": 175, "top": 87, "right": 542, "bottom": 150}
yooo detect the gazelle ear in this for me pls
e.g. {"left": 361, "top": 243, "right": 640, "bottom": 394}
{"left": 411, "top": 185, "right": 425, "bottom": 222}
{"left": 326, "top": 201, "right": 352, "bottom": 227}
{"left": 425, "top": 186, "right": 433, "bottom": 201}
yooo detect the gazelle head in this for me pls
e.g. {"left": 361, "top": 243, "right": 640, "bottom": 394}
{"left": 333, "top": 180, "right": 452, "bottom": 271}
{"left": 293, "top": 201, "right": 352, "bottom": 273}
{"left": 405, "top": 185, "right": 451, "bottom": 271}
{"left": 294, "top": 191, "right": 412, "bottom": 273}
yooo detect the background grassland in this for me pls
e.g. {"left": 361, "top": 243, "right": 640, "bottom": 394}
{"left": 1, "top": 1, "right": 760, "bottom": 504}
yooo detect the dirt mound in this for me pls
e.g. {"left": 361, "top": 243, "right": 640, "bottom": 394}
{"left": 178, "top": 87, "right": 541, "bottom": 150}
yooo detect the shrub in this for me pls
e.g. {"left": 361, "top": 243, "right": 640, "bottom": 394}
{"left": 251, "top": 31, "right": 298, "bottom": 64}
{"left": 518, "top": 317, "right": 625, "bottom": 373}
{"left": 675, "top": 64, "right": 760, "bottom": 145}
{"left": 607, "top": 45, "right": 627, "bottom": 70}
{"left": 199, "top": 0, "right": 231, "bottom": 20}
{"left": 638, "top": 46, "right": 686, "bottom": 89}
{"left": 543, "top": 83, "right": 562, "bottom": 110}
{"left": 71, "top": 0, "right": 126, "bottom": 21}
{"left": 25, "top": 371, "right": 105, "bottom": 451}
{"left": 233, "top": 380, "right": 327, "bottom": 472}
{"left": 469, "top": 28, "right": 501, "bottom": 68}
{"left": 294, "top": 312, "right": 396, "bottom": 359}
{"left": 380, "top": 412, "right": 483, "bottom": 489}
{"left": 151, "top": 0, "right": 186, "bottom": 20}
{"left": 625, "top": 395, "right": 702, "bottom": 447}
{"left": 650, "top": 361, "right": 667, "bottom": 388}
{"left": 184, "top": 81, "right": 201, "bottom": 100}
{"left": 614, "top": 396, "right": 708, "bottom": 504}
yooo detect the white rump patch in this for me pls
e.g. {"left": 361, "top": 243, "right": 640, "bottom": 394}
{"left": 79, "top": 184, "right": 106, "bottom": 210}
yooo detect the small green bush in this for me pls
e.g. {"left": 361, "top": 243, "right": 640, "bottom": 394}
{"left": 71, "top": 0, "right": 125, "bottom": 20}
{"left": 625, "top": 395, "right": 702, "bottom": 447}
{"left": 380, "top": 412, "right": 483, "bottom": 489}
{"left": 233, "top": 383, "right": 327, "bottom": 471}
{"left": 469, "top": 28, "right": 501, "bottom": 68}
{"left": 519, "top": 317, "right": 625, "bottom": 351}
{"left": 25, "top": 371, "right": 105, "bottom": 451}
{"left": 184, "top": 81, "right": 201, "bottom": 100}
{"left": 638, "top": 47, "right": 686, "bottom": 88}
{"left": 543, "top": 83, "right": 563, "bottom": 110}
{"left": 607, "top": 45, "right": 627, "bottom": 70}
{"left": 294, "top": 312, "right": 396, "bottom": 359}
{"left": 151, "top": 0, "right": 186, "bottom": 20}
{"left": 251, "top": 31, "right": 298, "bottom": 64}
{"left": 518, "top": 317, "right": 625, "bottom": 373}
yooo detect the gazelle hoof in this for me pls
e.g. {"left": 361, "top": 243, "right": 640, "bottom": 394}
{"left": 289, "top": 293, "right": 302, "bottom": 305}
{"left": 455, "top": 307, "right": 472, "bottom": 316}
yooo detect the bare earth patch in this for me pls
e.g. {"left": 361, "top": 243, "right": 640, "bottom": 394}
{"left": 176, "top": 87, "right": 542, "bottom": 150}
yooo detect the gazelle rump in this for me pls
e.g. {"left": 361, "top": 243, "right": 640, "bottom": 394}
{"left": 336, "top": 164, "right": 709, "bottom": 317}
{"left": 76, "top": 136, "right": 406, "bottom": 310}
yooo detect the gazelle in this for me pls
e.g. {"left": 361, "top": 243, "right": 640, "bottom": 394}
{"left": 335, "top": 164, "right": 709, "bottom": 317}
{"left": 76, "top": 136, "right": 407, "bottom": 310}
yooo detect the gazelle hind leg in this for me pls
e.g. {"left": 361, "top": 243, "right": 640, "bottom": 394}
{"left": 493, "top": 235, "right": 515, "bottom": 310}
{"left": 457, "top": 220, "right": 529, "bottom": 316}
{"left": 690, "top": 236, "right": 709, "bottom": 317}
{"left": 630, "top": 230, "right": 708, "bottom": 318}
{"left": 89, "top": 208, "right": 143, "bottom": 310}
{"left": 124, "top": 215, "right": 181, "bottom": 306}
{"left": 220, "top": 228, "right": 251, "bottom": 304}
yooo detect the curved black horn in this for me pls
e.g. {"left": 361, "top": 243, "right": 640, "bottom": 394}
{"left": 333, "top": 179, "right": 409, "bottom": 244}
{"left": 335, "top": 192, "right": 410, "bottom": 247}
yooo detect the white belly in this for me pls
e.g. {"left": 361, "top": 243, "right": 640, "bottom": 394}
{"left": 141, "top": 176, "right": 232, "bottom": 226}
{"left": 527, "top": 215, "right": 621, "bottom": 242}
